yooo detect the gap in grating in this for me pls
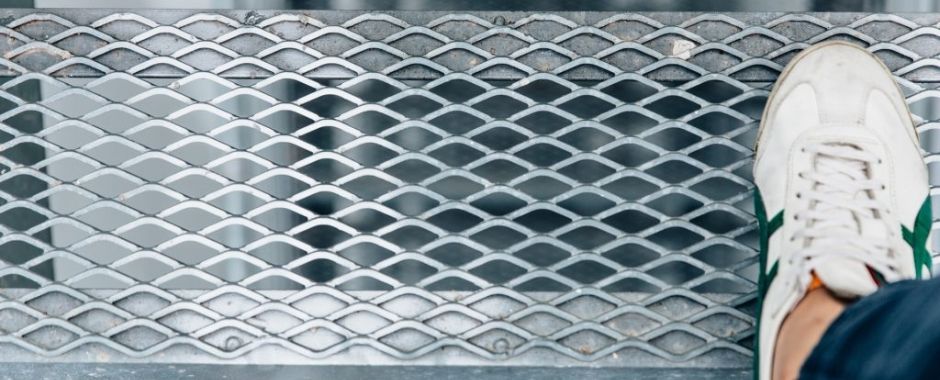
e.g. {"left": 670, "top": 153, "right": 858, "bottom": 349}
{"left": 0, "top": 74, "right": 760, "bottom": 292}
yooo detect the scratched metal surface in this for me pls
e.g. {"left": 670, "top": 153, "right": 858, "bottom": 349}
{"left": 0, "top": 9, "right": 938, "bottom": 373}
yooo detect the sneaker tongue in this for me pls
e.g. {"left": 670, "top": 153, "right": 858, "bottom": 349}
{"left": 813, "top": 258, "right": 878, "bottom": 298}
{"left": 805, "top": 142, "right": 886, "bottom": 298}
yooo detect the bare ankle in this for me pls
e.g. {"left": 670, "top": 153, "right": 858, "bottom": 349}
{"left": 771, "top": 288, "right": 848, "bottom": 380}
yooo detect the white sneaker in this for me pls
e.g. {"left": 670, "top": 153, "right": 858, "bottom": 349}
{"left": 753, "top": 41, "right": 932, "bottom": 380}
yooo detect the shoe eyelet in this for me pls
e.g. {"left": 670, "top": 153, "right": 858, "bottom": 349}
{"left": 877, "top": 158, "right": 883, "bottom": 165}
{"left": 796, "top": 192, "right": 802, "bottom": 199}
{"left": 881, "top": 185, "right": 886, "bottom": 190}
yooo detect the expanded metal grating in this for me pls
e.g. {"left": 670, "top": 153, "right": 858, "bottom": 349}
{"left": 0, "top": 9, "right": 939, "bottom": 373}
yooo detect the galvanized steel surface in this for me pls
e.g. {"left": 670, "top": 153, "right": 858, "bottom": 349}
{"left": 0, "top": 9, "right": 937, "bottom": 372}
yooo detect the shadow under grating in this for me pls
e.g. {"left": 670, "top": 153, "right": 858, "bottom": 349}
{"left": 0, "top": 9, "right": 937, "bottom": 374}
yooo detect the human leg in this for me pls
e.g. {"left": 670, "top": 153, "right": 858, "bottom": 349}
{"left": 752, "top": 40, "right": 931, "bottom": 380}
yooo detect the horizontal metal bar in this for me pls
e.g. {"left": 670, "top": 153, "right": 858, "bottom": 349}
{"left": 0, "top": 10, "right": 938, "bottom": 80}
{"left": 0, "top": 363, "right": 751, "bottom": 380}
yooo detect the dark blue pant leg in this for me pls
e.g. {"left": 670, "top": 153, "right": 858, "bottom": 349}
{"left": 800, "top": 276, "right": 940, "bottom": 379}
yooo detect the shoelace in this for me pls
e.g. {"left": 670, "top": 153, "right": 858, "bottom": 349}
{"left": 788, "top": 142, "right": 900, "bottom": 291}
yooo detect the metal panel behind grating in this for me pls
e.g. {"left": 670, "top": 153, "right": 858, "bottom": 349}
{"left": 0, "top": 9, "right": 938, "bottom": 372}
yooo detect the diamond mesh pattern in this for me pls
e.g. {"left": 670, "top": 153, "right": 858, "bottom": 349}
{"left": 0, "top": 10, "right": 937, "bottom": 368}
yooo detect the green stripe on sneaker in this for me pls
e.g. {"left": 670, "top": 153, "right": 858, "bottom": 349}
{"left": 902, "top": 196, "right": 933, "bottom": 279}
{"left": 753, "top": 188, "right": 783, "bottom": 380}
{"left": 767, "top": 211, "right": 783, "bottom": 238}
{"left": 754, "top": 189, "right": 783, "bottom": 278}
